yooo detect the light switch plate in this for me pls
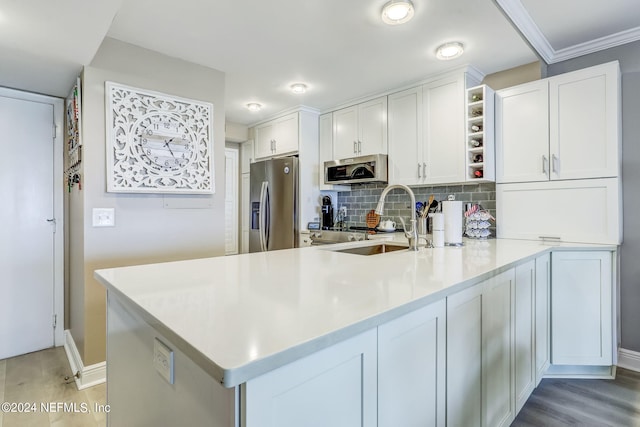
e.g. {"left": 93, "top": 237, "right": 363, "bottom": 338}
{"left": 154, "top": 338, "right": 174, "bottom": 384}
{"left": 92, "top": 208, "right": 115, "bottom": 227}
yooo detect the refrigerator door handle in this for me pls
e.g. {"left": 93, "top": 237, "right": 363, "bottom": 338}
{"left": 259, "top": 181, "right": 268, "bottom": 251}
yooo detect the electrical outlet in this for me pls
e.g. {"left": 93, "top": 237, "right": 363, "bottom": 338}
{"left": 92, "top": 208, "right": 115, "bottom": 227}
{"left": 154, "top": 338, "right": 174, "bottom": 384}
{"left": 339, "top": 206, "right": 347, "bottom": 216}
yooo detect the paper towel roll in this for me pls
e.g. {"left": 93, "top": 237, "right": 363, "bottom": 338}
{"left": 432, "top": 213, "right": 444, "bottom": 231}
{"left": 443, "top": 201, "right": 463, "bottom": 245}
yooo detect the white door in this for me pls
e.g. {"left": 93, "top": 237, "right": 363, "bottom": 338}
{"left": 423, "top": 75, "right": 465, "bottom": 184}
{"left": 496, "top": 81, "right": 550, "bottom": 183}
{"left": 333, "top": 105, "right": 359, "bottom": 159}
{"left": 224, "top": 147, "right": 239, "bottom": 255}
{"left": 388, "top": 86, "right": 422, "bottom": 185}
{"left": 0, "top": 95, "right": 55, "bottom": 359}
{"left": 358, "top": 96, "right": 388, "bottom": 156}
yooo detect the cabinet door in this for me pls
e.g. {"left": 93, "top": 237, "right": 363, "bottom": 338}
{"left": 388, "top": 87, "right": 422, "bottom": 185}
{"left": 482, "top": 269, "right": 515, "bottom": 427}
{"left": 379, "top": 299, "right": 445, "bottom": 427}
{"left": 423, "top": 75, "right": 465, "bottom": 184}
{"left": 333, "top": 105, "right": 359, "bottom": 160}
{"left": 273, "top": 112, "right": 299, "bottom": 155}
{"left": 243, "top": 329, "right": 377, "bottom": 427}
{"left": 358, "top": 96, "right": 388, "bottom": 156}
{"left": 514, "top": 260, "right": 535, "bottom": 413}
{"left": 549, "top": 62, "right": 620, "bottom": 180}
{"left": 254, "top": 122, "right": 274, "bottom": 160}
{"left": 496, "top": 81, "right": 549, "bottom": 183}
{"left": 496, "top": 178, "right": 622, "bottom": 245}
{"left": 551, "top": 251, "right": 613, "bottom": 365}
{"left": 535, "top": 253, "right": 550, "bottom": 385}
{"left": 447, "top": 283, "right": 483, "bottom": 427}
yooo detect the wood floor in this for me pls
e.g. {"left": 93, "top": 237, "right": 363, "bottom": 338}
{"left": 0, "top": 347, "right": 106, "bottom": 427}
{"left": 512, "top": 368, "right": 640, "bottom": 427}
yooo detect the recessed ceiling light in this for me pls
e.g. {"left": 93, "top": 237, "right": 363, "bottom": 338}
{"left": 436, "top": 42, "right": 464, "bottom": 60}
{"left": 246, "top": 103, "right": 262, "bottom": 112}
{"left": 290, "top": 83, "right": 307, "bottom": 94}
{"left": 381, "top": 0, "right": 415, "bottom": 25}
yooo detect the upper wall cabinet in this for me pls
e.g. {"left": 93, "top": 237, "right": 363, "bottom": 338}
{"left": 318, "top": 113, "right": 349, "bottom": 191}
{"left": 333, "top": 96, "right": 387, "bottom": 160}
{"left": 388, "top": 71, "right": 480, "bottom": 186}
{"left": 496, "top": 61, "right": 620, "bottom": 183}
{"left": 254, "top": 112, "right": 299, "bottom": 160}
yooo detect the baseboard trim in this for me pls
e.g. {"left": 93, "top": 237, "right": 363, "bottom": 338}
{"left": 63, "top": 330, "right": 106, "bottom": 390}
{"left": 618, "top": 348, "right": 640, "bottom": 373}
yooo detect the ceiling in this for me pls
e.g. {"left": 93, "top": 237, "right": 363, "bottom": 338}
{"left": 1, "top": 0, "right": 638, "bottom": 126}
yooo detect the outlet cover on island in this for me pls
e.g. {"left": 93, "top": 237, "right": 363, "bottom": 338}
{"left": 92, "top": 208, "right": 115, "bottom": 227}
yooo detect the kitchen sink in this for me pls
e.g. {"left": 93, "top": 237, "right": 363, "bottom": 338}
{"left": 329, "top": 243, "right": 409, "bottom": 256}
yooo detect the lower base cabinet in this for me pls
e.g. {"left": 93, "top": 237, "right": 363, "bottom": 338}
{"left": 551, "top": 251, "right": 613, "bottom": 366}
{"left": 378, "top": 300, "right": 446, "bottom": 427}
{"left": 447, "top": 269, "right": 516, "bottom": 427}
{"left": 535, "top": 253, "right": 551, "bottom": 385}
{"left": 243, "top": 329, "right": 377, "bottom": 427}
{"left": 514, "top": 260, "right": 536, "bottom": 413}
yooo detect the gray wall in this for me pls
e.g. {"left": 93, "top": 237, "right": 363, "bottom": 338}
{"left": 68, "top": 38, "right": 226, "bottom": 365}
{"left": 547, "top": 40, "right": 640, "bottom": 352}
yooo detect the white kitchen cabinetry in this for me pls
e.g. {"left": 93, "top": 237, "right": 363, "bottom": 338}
{"left": 333, "top": 96, "right": 387, "bottom": 160}
{"left": 465, "top": 85, "right": 495, "bottom": 182}
{"left": 318, "top": 113, "right": 349, "bottom": 191}
{"left": 496, "top": 80, "right": 549, "bottom": 183}
{"left": 514, "top": 260, "right": 535, "bottom": 413}
{"left": 388, "top": 73, "right": 471, "bottom": 185}
{"left": 388, "top": 86, "right": 422, "bottom": 185}
{"left": 423, "top": 74, "right": 466, "bottom": 184}
{"left": 447, "top": 268, "right": 515, "bottom": 427}
{"left": 549, "top": 62, "right": 620, "bottom": 180}
{"left": 254, "top": 112, "right": 299, "bottom": 159}
{"left": 496, "top": 61, "right": 620, "bottom": 183}
{"left": 378, "top": 299, "right": 446, "bottom": 427}
{"left": 243, "top": 329, "right": 377, "bottom": 427}
{"left": 496, "top": 178, "right": 622, "bottom": 244}
{"left": 551, "top": 251, "right": 613, "bottom": 366}
{"left": 535, "top": 253, "right": 550, "bottom": 385}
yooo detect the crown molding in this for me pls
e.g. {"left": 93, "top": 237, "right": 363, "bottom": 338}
{"left": 496, "top": 0, "right": 640, "bottom": 64}
{"left": 552, "top": 26, "right": 640, "bottom": 63}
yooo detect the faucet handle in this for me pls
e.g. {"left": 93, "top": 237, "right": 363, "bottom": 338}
{"left": 397, "top": 216, "right": 407, "bottom": 232}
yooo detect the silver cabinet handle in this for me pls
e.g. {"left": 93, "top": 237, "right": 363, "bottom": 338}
{"left": 353, "top": 141, "right": 358, "bottom": 154}
{"left": 358, "top": 141, "right": 362, "bottom": 154}
{"left": 423, "top": 163, "right": 426, "bottom": 178}
{"left": 552, "top": 154, "right": 559, "bottom": 174}
{"left": 417, "top": 163, "right": 421, "bottom": 178}
{"left": 542, "top": 155, "right": 549, "bottom": 175}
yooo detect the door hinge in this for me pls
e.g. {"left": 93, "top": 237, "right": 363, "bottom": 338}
{"left": 53, "top": 314, "right": 57, "bottom": 329}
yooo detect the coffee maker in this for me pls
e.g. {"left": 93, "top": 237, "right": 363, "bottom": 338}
{"left": 321, "top": 195, "right": 334, "bottom": 230}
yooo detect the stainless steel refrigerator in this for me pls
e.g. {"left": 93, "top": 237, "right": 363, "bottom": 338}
{"left": 249, "top": 156, "right": 299, "bottom": 252}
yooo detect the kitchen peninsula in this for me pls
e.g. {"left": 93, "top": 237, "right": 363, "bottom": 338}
{"left": 96, "top": 238, "right": 617, "bottom": 426}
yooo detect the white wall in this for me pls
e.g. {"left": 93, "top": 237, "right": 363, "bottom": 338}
{"left": 68, "top": 37, "right": 226, "bottom": 365}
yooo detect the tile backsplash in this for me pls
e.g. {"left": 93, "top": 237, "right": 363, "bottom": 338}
{"left": 336, "top": 182, "right": 496, "bottom": 231}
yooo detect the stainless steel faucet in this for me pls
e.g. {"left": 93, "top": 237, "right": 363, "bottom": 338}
{"left": 375, "top": 184, "right": 420, "bottom": 251}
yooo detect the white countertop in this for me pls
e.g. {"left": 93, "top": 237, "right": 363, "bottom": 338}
{"left": 94, "top": 238, "right": 616, "bottom": 388}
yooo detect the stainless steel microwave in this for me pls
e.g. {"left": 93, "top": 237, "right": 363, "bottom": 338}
{"left": 324, "top": 154, "right": 388, "bottom": 185}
